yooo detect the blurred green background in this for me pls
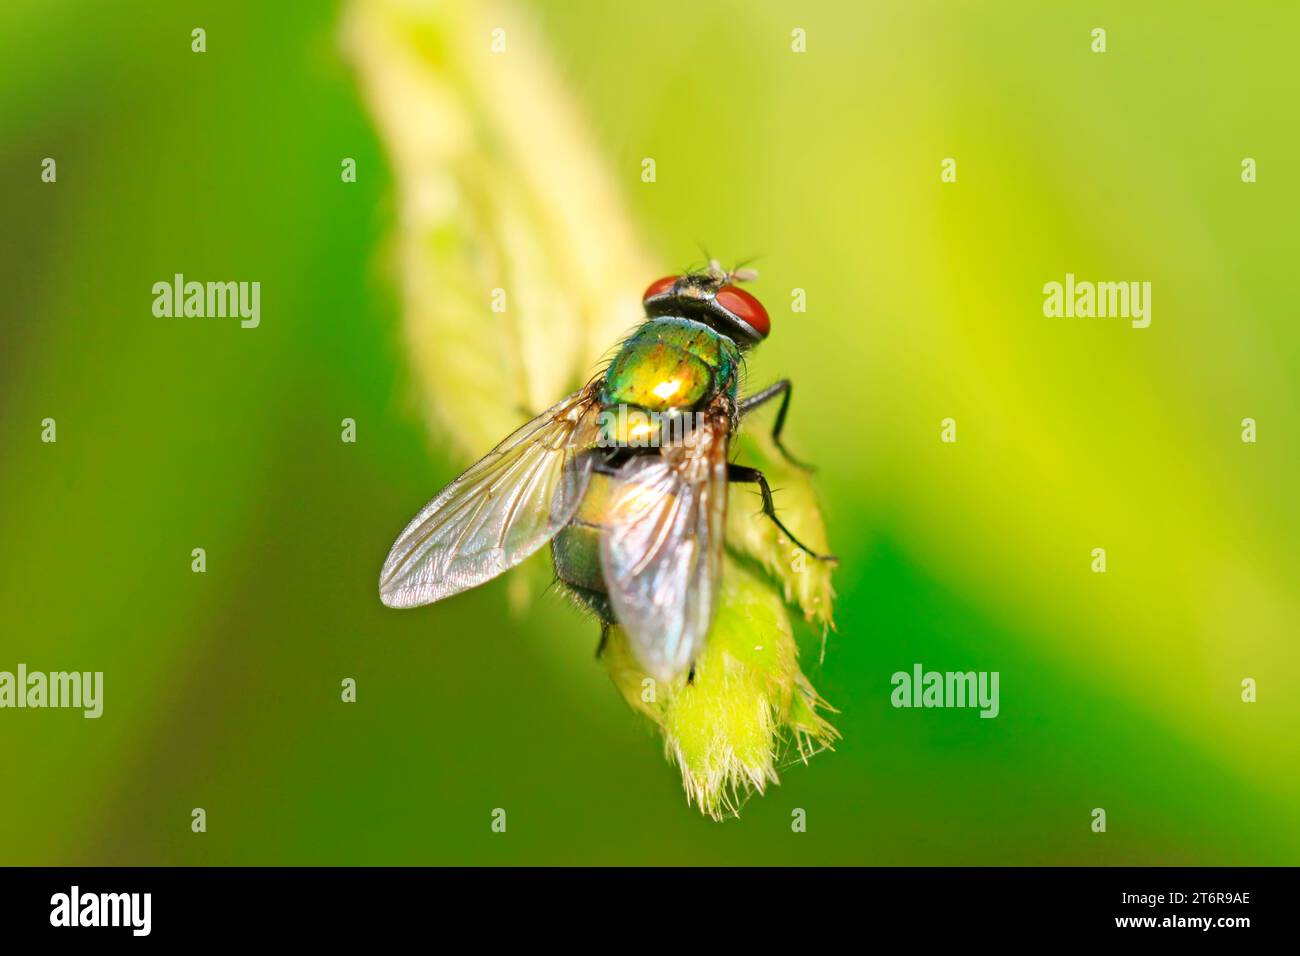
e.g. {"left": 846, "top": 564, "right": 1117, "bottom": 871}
{"left": 1, "top": 0, "right": 1297, "bottom": 865}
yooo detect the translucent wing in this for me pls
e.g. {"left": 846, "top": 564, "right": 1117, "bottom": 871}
{"left": 380, "top": 387, "right": 601, "bottom": 608}
{"left": 600, "top": 413, "right": 731, "bottom": 682}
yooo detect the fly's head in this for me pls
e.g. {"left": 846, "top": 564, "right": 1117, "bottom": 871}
{"left": 641, "top": 259, "right": 770, "bottom": 347}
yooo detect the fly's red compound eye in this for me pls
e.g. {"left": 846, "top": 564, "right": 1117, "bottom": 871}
{"left": 715, "top": 284, "right": 770, "bottom": 338}
{"left": 642, "top": 275, "right": 679, "bottom": 302}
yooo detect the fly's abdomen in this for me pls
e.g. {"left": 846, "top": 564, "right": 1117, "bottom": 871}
{"left": 552, "top": 471, "right": 616, "bottom": 618}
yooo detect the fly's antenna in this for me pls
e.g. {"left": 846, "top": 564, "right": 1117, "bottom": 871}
{"left": 729, "top": 254, "right": 761, "bottom": 283}
{"left": 706, "top": 257, "right": 757, "bottom": 283}
{"left": 696, "top": 247, "right": 759, "bottom": 283}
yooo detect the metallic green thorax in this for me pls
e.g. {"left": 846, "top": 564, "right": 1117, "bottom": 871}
{"left": 602, "top": 317, "right": 740, "bottom": 413}
{"left": 596, "top": 318, "right": 739, "bottom": 447}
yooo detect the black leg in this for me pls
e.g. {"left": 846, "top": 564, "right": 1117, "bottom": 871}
{"left": 728, "top": 464, "right": 837, "bottom": 562}
{"left": 595, "top": 621, "right": 609, "bottom": 659}
{"left": 737, "top": 380, "right": 816, "bottom": 471}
